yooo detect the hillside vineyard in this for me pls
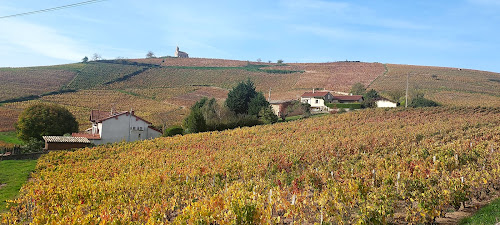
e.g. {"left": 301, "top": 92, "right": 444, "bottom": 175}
{"left": 3, "top": 107, "right": 499, "bottom": 224}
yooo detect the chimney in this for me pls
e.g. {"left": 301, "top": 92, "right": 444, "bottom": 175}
{"left": 313, "top": 88, "right": 315, "bottom": 93}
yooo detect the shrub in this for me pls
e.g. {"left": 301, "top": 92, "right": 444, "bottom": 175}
{"left": 326, "top": 103, "right": 362, "bottom": 109}
{"left": 15, "top": 103, "right": 78, "bottom": 142}
{"left": 409, "top": 97, "right": 440, "bottom": 108}
{"left": 163, "top": 126, "right": 184, "bottom": 137}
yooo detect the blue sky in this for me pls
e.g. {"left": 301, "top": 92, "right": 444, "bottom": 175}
{"left": 1, "top": 0, "right": 499, "bottom": 72}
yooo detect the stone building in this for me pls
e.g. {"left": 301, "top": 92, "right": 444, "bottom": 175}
{"left": 175, "top": 46, "right": 189, "bottom": 58}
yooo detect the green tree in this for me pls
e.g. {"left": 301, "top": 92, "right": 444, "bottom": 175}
{"left": 15, "top": 103, "right": 78, "bottom": 142}
{"left": 82, "top": 56, "right": 89, "bottom": 63}
{"left": 259, "top": 106, "right": 278, "bottom": 124}
{"left": 277, "top": 59, "right": 284, "bottom": 64}
{"left": 350, "top": 82, "right": 366, "bottom": 95}
{"left": 248, "top": 92, "right": 269, "bottom": 116}
{"left": 225, "top": 79, "right": 259, "bottom": 115}
{"left": 183, "top": 108, "right": 206, "bottom": 133}
{"left": 362, "top": 89, "right": 380, "bottom": 108}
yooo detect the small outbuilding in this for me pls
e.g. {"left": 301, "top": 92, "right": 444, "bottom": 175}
{"left": 375, "top": 97, "right": 398, "bottom": 108}
{"left": 42, "top": 136, "right": 91, "bottom": 151}
{"left": 270, "top": 100, "right": 293, "bottom": 118}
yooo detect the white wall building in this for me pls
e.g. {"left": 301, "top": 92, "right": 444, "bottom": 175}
{"left": 73, "top": 110, "right": 162, "bottom": 145}
{"left": 375, "top": 98, "right": 398, "bottom": 108}
{"left": 300, "top": 91, "right": 334, "bottom": 111}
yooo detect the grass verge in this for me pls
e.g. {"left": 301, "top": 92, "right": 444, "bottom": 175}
{"left": 0, "top": 160, "right": 37, "bottom": 212}
{"left": 0, "top": 132, "right": 23, "bottom": 145}
{"left": 459, "top": 198, "right": 500, "bottom": 225}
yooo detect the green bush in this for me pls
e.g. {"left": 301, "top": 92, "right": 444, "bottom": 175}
{"left": 163, "top": 126, "right": 184, "bottom": 137}
{"left": 409, "top": 97, "right": 440, "bottom": 107}
{"left": 326, "top": 103, "right": 362, "bottom": 109}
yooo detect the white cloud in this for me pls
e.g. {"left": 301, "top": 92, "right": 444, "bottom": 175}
{"left": 0, "top": 19, "right": 88, "bottom": 62}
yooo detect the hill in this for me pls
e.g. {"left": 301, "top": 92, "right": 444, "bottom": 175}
{"left": 370, "top": 64, "right": 500, "bottom": 107}
{"left": 0, "top": 58, "right": 498, "bottom": 132}
{"left": 3, "top": 107, "right": 499, "bottom": 224}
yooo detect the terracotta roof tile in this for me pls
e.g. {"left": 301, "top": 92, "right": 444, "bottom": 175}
{"left": 72, "top": 133, "right": 101, "bottom": 140}
{"left": 301, "top": 92, "right": 331, "bottom": 98}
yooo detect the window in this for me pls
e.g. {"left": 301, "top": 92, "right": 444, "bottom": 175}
{"left": 315, "top": 99, "right": 319, "bottom": 104}
{"left": 138, "top": 133, "right": 141, "bottom": 139}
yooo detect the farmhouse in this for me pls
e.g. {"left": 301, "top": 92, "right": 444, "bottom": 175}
{"left": 175, "top": 46, "right": 189, "bottom": 58}
{"left": 42, "top": 136, "right": 91, "bottom": 151}
{"left": 300, "top": 91, "right": 334, "bottom": 111}
{"left": 375, "top": 97, "right": 398, "bottom": 108}
{"left": 72, "top": 110, "right": 162, "bottom": 145}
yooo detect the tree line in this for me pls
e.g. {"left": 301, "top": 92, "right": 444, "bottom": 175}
{"left": 181, "top": 79, "right": 278, "bottom": 134}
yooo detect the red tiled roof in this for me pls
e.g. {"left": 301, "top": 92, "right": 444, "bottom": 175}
{"left": 333, "top": 95, "right": 363, "bottom": 101}
{"left": 72, "top": 133, "right": 101, "bottom": 140}
{"left": 301, "top": 92, "right": 331, "bottom": 98}
{"left": 90, "top": 110, "right": 154, "bottom": 126}
{"left": 90, "top": 110, "right": 128, "bottom": 122}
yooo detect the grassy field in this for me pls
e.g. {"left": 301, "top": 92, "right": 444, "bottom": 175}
{"left": 459, "top": 198, "right": 500, "bottom": 224}
{"left": 0, "top": 132, "right": 22, "bottom": 148}
{"left": 0, "top": 160, "right": 37, "bottom": 212}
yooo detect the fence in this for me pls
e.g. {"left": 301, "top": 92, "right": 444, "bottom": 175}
{"left": 0, "top": 145, "right": 45, "bottom": 160}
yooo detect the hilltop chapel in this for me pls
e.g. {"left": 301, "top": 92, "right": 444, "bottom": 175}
{"left": 175, "top": 46, "right": 189, "bottom": 58}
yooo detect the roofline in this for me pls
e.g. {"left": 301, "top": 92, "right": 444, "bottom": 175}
{"left": 95, "top": 111, "right": 153, "bottom": 125}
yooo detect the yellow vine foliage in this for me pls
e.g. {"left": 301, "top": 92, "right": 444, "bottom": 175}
{"left": 2, "top": 107, "right": 499, "bottom": 224}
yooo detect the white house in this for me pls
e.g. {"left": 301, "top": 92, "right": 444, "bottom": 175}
{"left": 73, "top": 110, "right": 162, "bottom": 145}
{"left": 300, "top": 91, "right": 334, "bottom": 111}
{"left": 375, "top": 98, "right": 398, "bottom": 108}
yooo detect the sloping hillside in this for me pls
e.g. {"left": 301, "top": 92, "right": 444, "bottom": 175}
{"left": 3, "top": 107, "right": 499, "bottom": 224}
{"left": 0, "top": 67, "right": 77, "bottom": 101}
{"left": 370, "top": 64, "right": 500, "bottom": 107}
{"left": 0, "top": 58, "right": 498, "bottom": 132}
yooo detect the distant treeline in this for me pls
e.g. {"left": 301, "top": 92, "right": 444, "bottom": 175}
{"left": 0, "top": 89, "right": 77, "bottom": 104}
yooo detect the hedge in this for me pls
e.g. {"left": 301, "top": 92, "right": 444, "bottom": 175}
{"left": 325, "top": 103, "right": 362, "bottom": 109}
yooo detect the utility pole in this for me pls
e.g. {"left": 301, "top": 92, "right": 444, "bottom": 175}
{"left": 405, "top": 73, "right": 409, "bottom": 108}
{"left": 268, "top": 87, "right": 272, "bottom": 101}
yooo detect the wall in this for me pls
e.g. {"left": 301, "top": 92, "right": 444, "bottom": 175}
{"left": 301, "top": 97, "right": 325, "bottom": 108}
{"left": 46, "top": 142, "right": 90, "bottom": 151}
{"left": 98, "top": 114, "right": 161, "bottom": 145}
{"left": 376, "top": 100, "right": 398, "bottom": 108}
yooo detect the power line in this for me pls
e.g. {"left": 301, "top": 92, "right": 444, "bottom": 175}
{"left": 0, "top": 0, "right": 107, "bottom": 19}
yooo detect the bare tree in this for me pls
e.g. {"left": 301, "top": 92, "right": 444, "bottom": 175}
{"left": 92, "top": 53, "right": 102, "bottom": 61}
{"left": 256, "top": 58, "right": 262, "bottom": 62}
{"left": 146, "top": 51, "right": 156, "bottom": 58}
